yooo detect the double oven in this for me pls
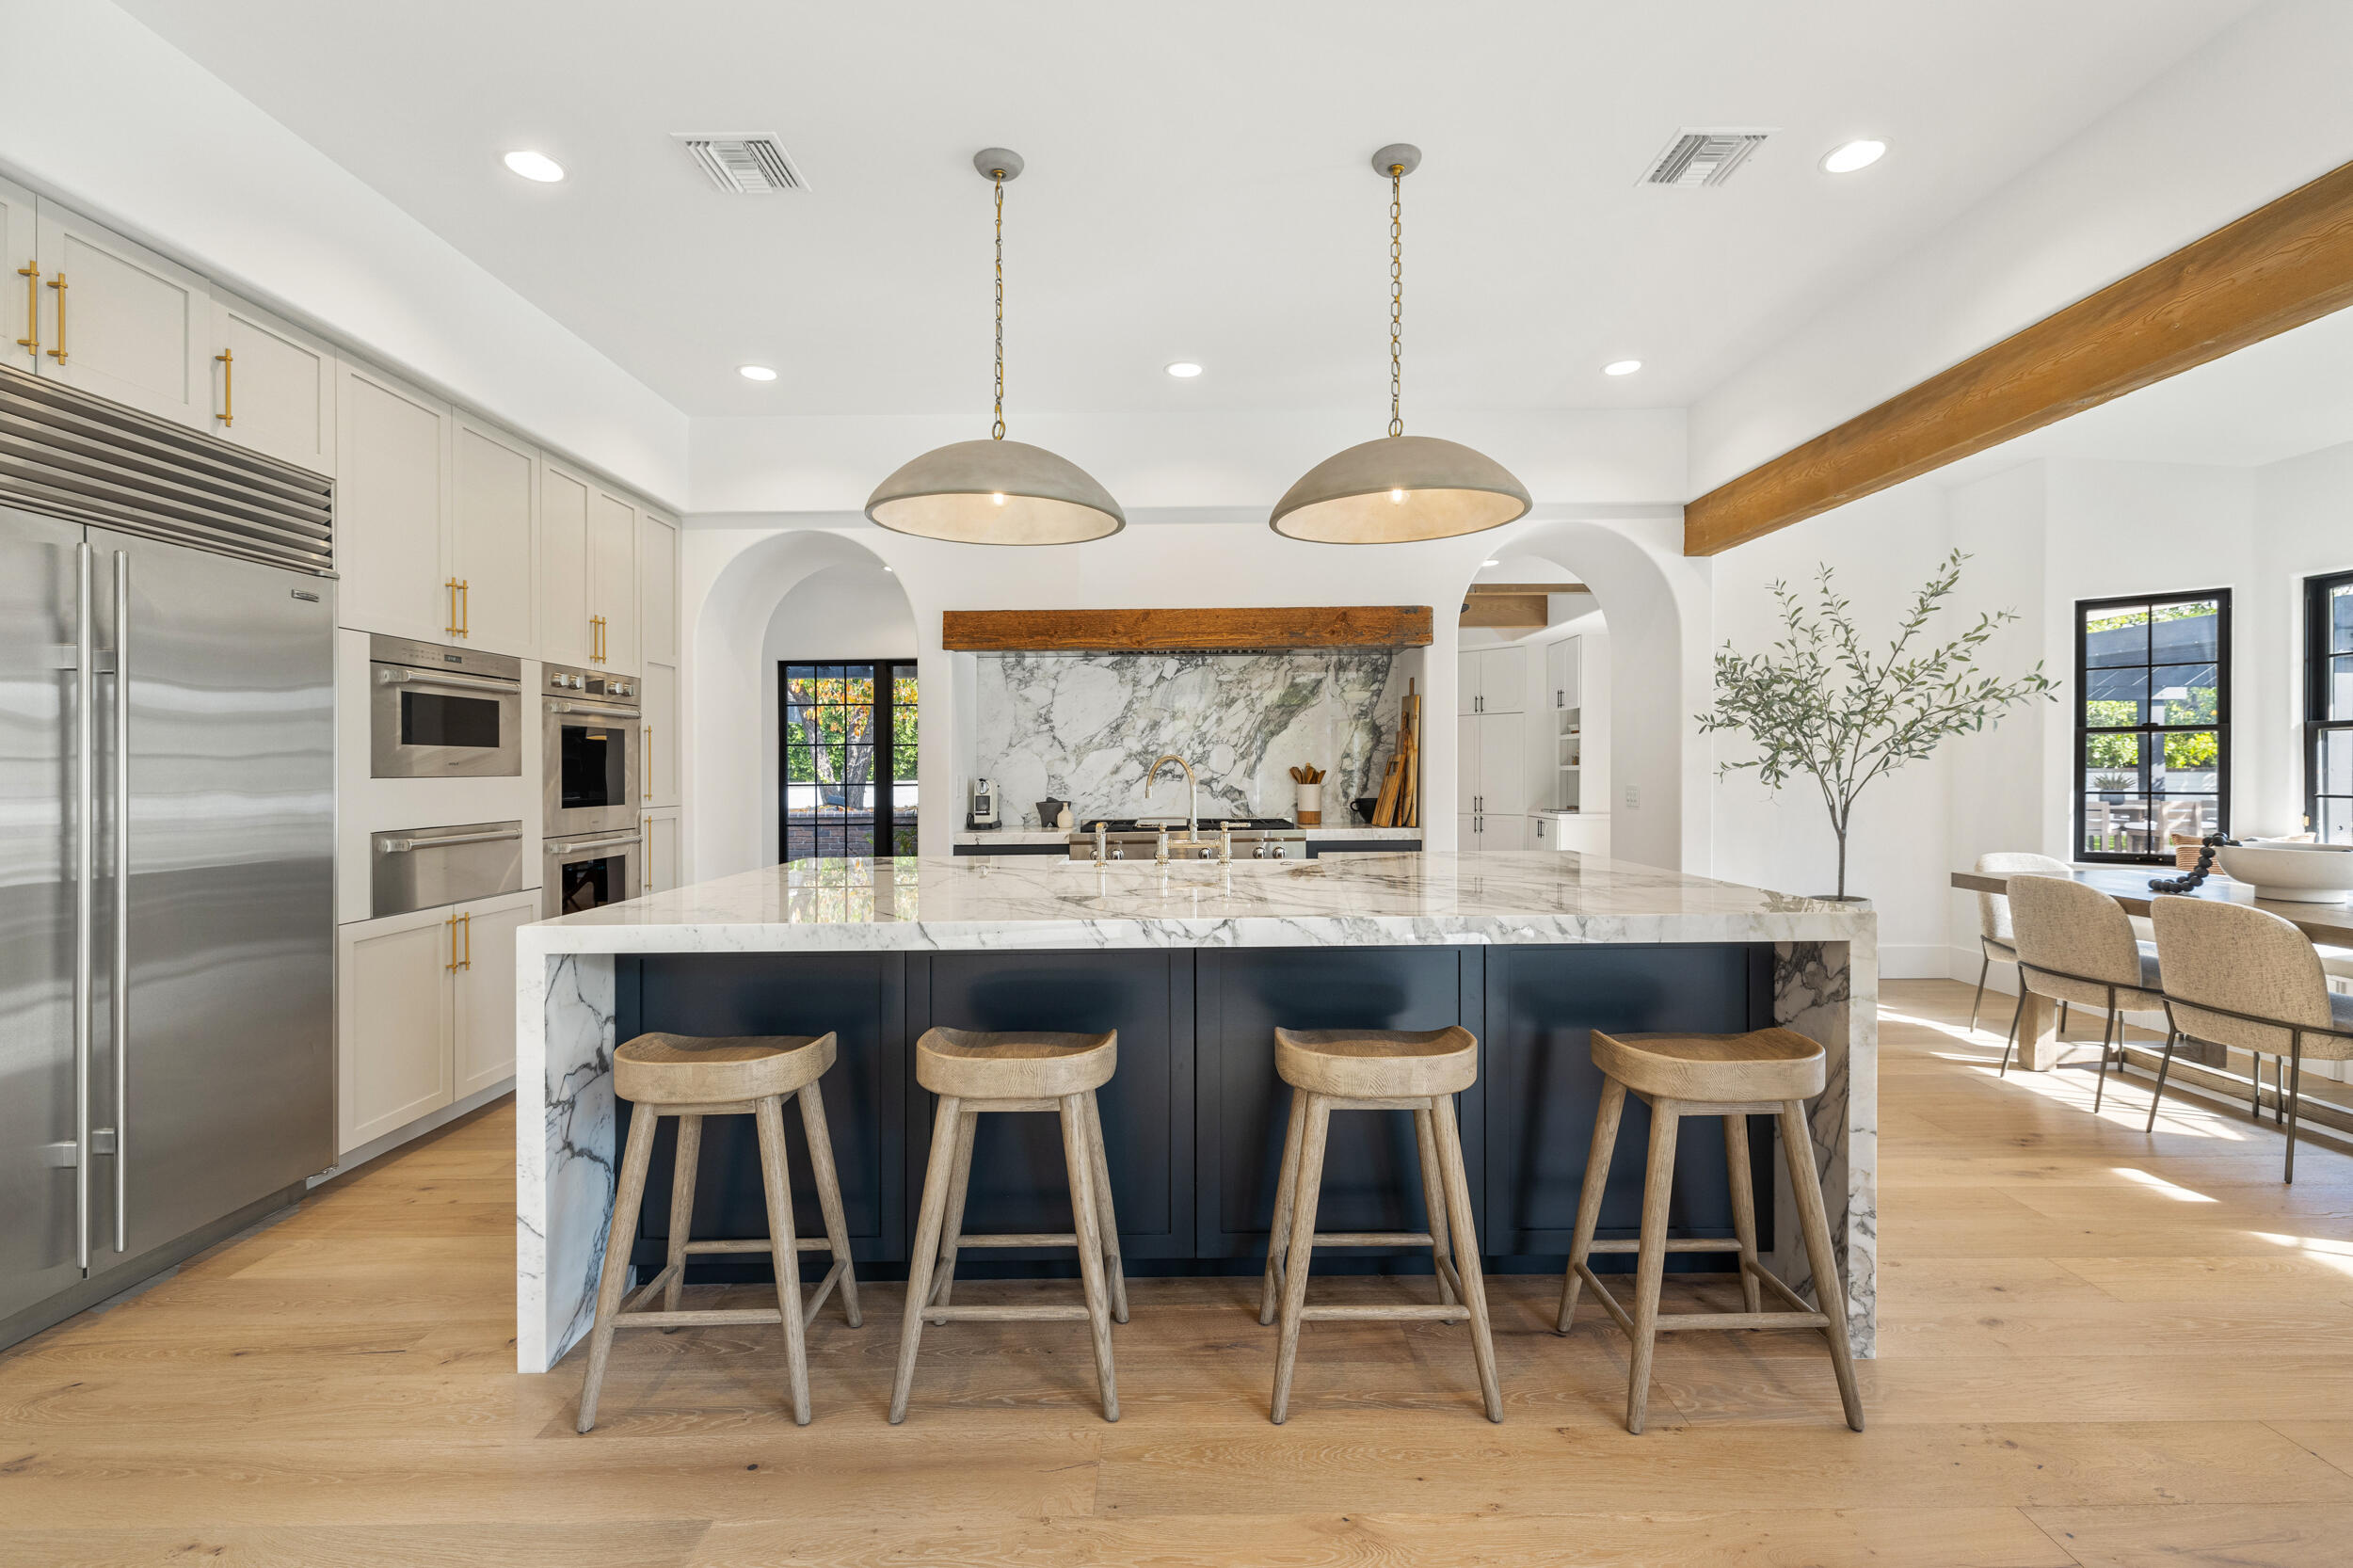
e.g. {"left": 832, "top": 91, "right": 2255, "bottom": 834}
{"left": 542, "top": 660, "right": 642, "bottom": 918}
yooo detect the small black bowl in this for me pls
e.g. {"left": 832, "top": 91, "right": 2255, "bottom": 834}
{"left": 1352, "top": 796, "right": 1379, "bottom": 824}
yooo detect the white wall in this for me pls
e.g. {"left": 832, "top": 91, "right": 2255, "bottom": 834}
{"left": 754, "top": 564, "right": 919, "bottom": 866}
{"left": 2251, "top": 441, "right": 2353, "bottom": 837}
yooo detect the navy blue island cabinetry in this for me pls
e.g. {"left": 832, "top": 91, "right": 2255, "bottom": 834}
{"left": 516, "top": 853, "right": 1876, "bottom": 1373}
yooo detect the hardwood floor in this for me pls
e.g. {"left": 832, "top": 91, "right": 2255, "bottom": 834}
{"left": 6, "top": 979, "right": 2352, "bottom": 1565}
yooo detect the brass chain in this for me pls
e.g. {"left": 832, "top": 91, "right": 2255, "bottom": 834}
{"left": 992, "top": 172, "right": 1006, "bottom": 440}
{"left": 1387, "top": 166, "right": 1404, "bottom": 438}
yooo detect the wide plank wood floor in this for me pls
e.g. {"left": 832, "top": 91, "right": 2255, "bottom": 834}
{"left": 5, "top": 978, "right": 2351, "bottom": 1566}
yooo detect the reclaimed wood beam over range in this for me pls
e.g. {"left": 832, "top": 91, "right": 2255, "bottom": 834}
{"left": 941, "top": 605, "right": 1433, "bottom": 652}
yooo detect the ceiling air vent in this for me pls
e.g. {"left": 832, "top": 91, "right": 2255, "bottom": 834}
{"left": 674, "top": 134, "right": 808, "bottom": 194}
{"left": 1641, "top": 129, "right": 1771, "bottom": 188}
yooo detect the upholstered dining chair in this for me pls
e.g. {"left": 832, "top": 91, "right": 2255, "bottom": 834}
{"left": 1971, "top": 852, "right": 2073, "bottom": 1032}
{"left": 2001, "top": 874, "right": 2166, "bottom": 1112}
{"left": 2149, "top": 897, "right": 2353, "bottom": 1181}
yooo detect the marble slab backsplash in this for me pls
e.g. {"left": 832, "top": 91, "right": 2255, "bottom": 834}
{"left": 974, "top": 650, "right": 1407, "bottom": 825}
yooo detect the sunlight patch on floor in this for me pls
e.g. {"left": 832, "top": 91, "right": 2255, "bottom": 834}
{"left": 1974, "top": 1055, "right": 2253, "bottom": 1142}
{"left": 2110, "top": 1165, "right": 2218, "bottom": 1202}
{"left": 2253, "top": 1231, "right": 2353, "bottom": 1276}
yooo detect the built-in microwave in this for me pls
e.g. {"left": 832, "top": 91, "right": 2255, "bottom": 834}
{"left": 543, "top": 826, "right": 640, "bottom": 920}
{"left": 542, "top": 661, "right": 640, "bottom": 838}
{"left": 370, "top": 634, "right": 522, "bottom": 778}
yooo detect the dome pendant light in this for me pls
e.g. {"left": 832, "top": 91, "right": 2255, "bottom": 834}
{"left": 865, "top": 149, "right": 1125, "bottom": 545}
{"left": 1271, "top": 145, "right": 1529, "bottom": 544}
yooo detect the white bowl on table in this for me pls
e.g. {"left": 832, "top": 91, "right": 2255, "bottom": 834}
{"left": 2214, "top": 840, "right": 2353, "bottom": 904}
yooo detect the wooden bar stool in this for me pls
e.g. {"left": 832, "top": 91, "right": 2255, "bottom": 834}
{"left": 1558, "top": 1027, "right": 1863, "bottom": 1434}
{"left": 1260, "top": 1026, "right": 1501, "bottom": 1425}
{"left": 576, "top": 1032, "right": 861, "bottom": 1432}
{"left": 891, "top": 1027, "right": 1125, "bottom": 1424}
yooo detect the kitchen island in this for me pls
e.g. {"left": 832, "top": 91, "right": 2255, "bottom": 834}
{"left": 516, "top": 852, "right": 1877, "bottom": 1373}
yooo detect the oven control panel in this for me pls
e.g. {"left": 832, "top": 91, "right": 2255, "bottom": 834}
{"left": 545, "top": 663, "right": 634, "bottom": 701}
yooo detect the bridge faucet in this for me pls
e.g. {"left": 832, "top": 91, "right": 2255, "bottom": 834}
{"left": 1146, "top": 753, "right": 1199, "bottom": 841}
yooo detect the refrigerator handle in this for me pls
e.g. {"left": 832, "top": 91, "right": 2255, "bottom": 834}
{"left": 110, "top": 548, "right": 129, "bottom": 1255}
{"left": 72, "top": 541, "right": 92, "bottom": 1273}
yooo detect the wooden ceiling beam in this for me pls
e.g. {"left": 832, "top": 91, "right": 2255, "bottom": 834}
{"left": 1683, "top": 158, "right": 2353, "bottom": 556}
{"left": 941, "top": 605, "right": 1433, "bottom": 652}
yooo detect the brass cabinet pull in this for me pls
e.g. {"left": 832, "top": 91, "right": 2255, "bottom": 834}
{"left": 644, "top": 724, "right": 652, "bottom": 801}
{"left": 458, "top": 910, "right": 472, "bottom": 970}
{"left": 590, "top": 615, "right": 605, "bottom": 664}
{"left": 458, "top": 580, "right": 470, "bottom": 639}
{"left": 445, "top": 578, "right": 463, "bottom": 638}
{"left": 13, "top": 264, "right": 35, "bottom": 358}
{"left": 444, "top": 912, "right": 459, "bottom": 972}
{"left": 216, "top": 347, "right": 233, "bottom": 425}
{"left": 44, "top": 273, "right": 66, "bottom": 362}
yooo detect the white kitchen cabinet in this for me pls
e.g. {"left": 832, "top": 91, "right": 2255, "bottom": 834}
{"left": 449, "top": 413, "right": 537, "bottom": 655}
{"left": 337, "top": 906, "right": 456, "bottom": 1151}
{"left": 589, "top": 488, "right": 638, "bottom": 673}
{"left": 1, "top": 174, "right": 35, "bottom": 380}
{"left": 539, "top": 458, "right": 594, "bottom": 666}
{"left": 1546, "top": 636, "right": 1582, "bottom": 712}
{"left": 640, "top": 509, "right": 679, "bottom": 665}
{"left": 210, "top": 292, "right": 336, "bottom": 474}
{"left": 646, "top": 808, "right": 681, "bottom": 893}
{"left": 1460, "top": 712, "right": 1525, "bottom": 817}
{"left": 644, "top": 660, "right": 679, "bottom": 808}
{"left": 1531, "top": 811, "right": 1610, "bottom": 856}
{"left": 1458, "top": 809, "right": 1525, "bottom": 850}
{"left": 1458, "top": 646, "right": 1526, "bottom": 715}
{"left": 30, "top": 200, "right": 211, "bottom": 426}
{"left": 452, "top": 889, "right": 536, "bottom": 1098}
{"left": 336, "top": 360, "right": 451, "bottom": 642}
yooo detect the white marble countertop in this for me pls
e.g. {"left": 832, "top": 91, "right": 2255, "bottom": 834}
{"left": 954, "top": 824, "right": 1425, "bottom": 846}
{"left": 519, "top": 851, "right": 1872, "bottom": 955}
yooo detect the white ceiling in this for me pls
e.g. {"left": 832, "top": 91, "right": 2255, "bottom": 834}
{"left": 120, "top": 0, "right": 2258, "bottom": 423}
{"left": 1933, "top": 306, "right": 2353, "bottom": 486}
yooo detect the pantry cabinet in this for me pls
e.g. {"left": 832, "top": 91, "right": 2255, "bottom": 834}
{"left": 210, "top": 293, "right": 337, "bottom": 474}
{"left": 538, "top": 458, "right": 594, "bottom": 665}
{"left": 17, "top": 198, "right": 211, "bottom": 426}
{"left": 1458, "top": 645, "right": 1526, "bottom": 714}
{"left": 640, "top": 509, "right": 679, "bottom": 665}
{"left": 588, "top": 488, "right": 638, "bottom": 673}
{"left": 337, "top": 888, "right": 534, "bottom": 1153}
{"left": 448, "top": 413, "right": 538, "bottom": 656}
{"left": 643, "top": 660, "right": 679, "bottom": 808}
{"left": 336, "top": 360, "right": 451, "bottom": 643}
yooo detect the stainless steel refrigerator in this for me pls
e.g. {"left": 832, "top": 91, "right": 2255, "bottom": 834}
{"left": 0, "top": 373, "right": 335, "bottom": 1346}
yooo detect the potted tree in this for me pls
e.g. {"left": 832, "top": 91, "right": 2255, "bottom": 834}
{"left": 1697, "top": 549, "right": 2057, "bottom": 901}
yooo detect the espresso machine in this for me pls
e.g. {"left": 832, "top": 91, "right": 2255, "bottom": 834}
{"left": 967, "top": 777, "right": 1000, "bottom": 830}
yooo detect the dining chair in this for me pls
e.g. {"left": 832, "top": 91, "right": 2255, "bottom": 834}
{"left": 2001, "top": 874, "right": 2166, "bottom": 1112}
{"left": 2148, "top": 897, "right": 2353, "bottom": 1181}
{"left": 1970, "top": 852, "right": 2073, "bottom": 1032}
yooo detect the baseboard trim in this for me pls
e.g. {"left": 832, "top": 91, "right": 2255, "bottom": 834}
{"left": 312, "top": 1079, "right": 516, "bottom": 1188}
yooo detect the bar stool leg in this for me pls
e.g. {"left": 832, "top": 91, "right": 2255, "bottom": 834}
{"left": 1258, "top": 1086, "right": 1308, "bottom": 1326}
{"left": 1722, "top": 1113, "right": 1762, "bottom": 1316}
{"left": 1414, "top": 1105, "right": 1458, "bottom": 1306}
{"left": 796, "top": 1080, "right": 862, "bottom": 1328}
{"left": 576, "top": 1107, "right": 660, "bottom": 1433}
{"left": 751, "top": 1095, "right": 812, "bottom": 1426}
{"left": 890, "top": 1095, "right": 963, "bottom": 1425}
{"left": 661, "top": 1113, "right": 703, "bottom": 1320}
{"left": 1625, "top": 1098, "right": 1682, "bottom": 1435}
{"left": 1557, "top": 1077, "right": 1625, "bottom": 1334}
{"left": 1269, "top": 1093, "right": 1332, "bottom": 1424}
{"left": 1081, "top": 1090, "right": 1129, "bottom": 1324}
{"left": 1058, "top": 1094, "right": 1121, "bottom": 1421}
{"left": 928, "top": 1108, "right": 978, "bottom": 1320}
{"left": 1431, "top": 1092, "right": 1503, "bottom": 1423}
{"left": 1778, "top": 1101, "right": 1864, "bottom": 1432}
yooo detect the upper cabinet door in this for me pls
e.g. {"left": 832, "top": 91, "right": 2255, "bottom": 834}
{"left": 32, "top": 200, "right": 210, "bottom": 427}
{"left": 643, "top": 660, "right": 678, "bottom": 808}
{"left": 449, "top": 414, "right": 536, "bottom": 656}
{"left": 210, "top": 292, "right": 336, "bottom": 475}
{"left": 639, "top": 509, "right": 678, "bottom": 666}
{"left": 335, "top": 361, "right": 452, "bottom": 642}
{"left": 0, "top": 174, "right": 35, "bottom": 382}
{"left": 1481, "top": 646, "right": 1527, "bottom": 713}
{"left": 538, "top": 459, "right": 593, "bottom": 667}
{"left": 588, "top": 488, "right": 637, "bottom": 673}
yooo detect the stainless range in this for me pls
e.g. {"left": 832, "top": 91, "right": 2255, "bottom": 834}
{"left": 1065, "top": 818, "right": 1309, "bottom": 862}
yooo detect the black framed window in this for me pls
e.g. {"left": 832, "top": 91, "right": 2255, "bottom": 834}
{"left": 2308, "top": 569, "right": 2353, "bottom": 843}
{"left": 2074, "top": 590, "right": 2229, "bottom": 864}
{"left": 778, "top": 661, "right": 918, "bottom": 861}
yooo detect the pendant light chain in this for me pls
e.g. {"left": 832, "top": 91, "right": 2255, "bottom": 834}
{"left": 992, "top": 172, "right": 1007, "bottom": 441}
{"left": 1388, "top": 166, "right": 1404, "bottom": 438}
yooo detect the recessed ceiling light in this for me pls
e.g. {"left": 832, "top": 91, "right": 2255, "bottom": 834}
{"left": 1603, "top": 359, "right": 1642, "bottom": 376}
{"left": 1165, "top": 361, "right": 1204, "bottom": 378}
{"left": 738, "top": 364, "right": 777, "bottom": 381}
{"left": 1821, "top": 138, "right": 1887, "bottom": 175}
{"left": 1481, "top": 558, "right": 1500, "bottom": 568}
{"left": 502, "top": 149, "right": 566, "bottom": 184}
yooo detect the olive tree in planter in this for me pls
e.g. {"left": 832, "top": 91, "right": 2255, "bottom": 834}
{"left": 1697, "top": 549, "right": 2058, "bottom": 900}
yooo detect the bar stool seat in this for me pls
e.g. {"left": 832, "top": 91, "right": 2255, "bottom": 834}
{"left": 892, "top": 1028, "right": 1126, "bottom": 1424}
{"left": 1261, "top": 1025, "right": 1501, "bottom": 1425}
{"left": 577, "top": 1032, "right": 861, "bottom": 1432}
{"left": 1560, "top": 1026, "right": 1862, "bottom": 1434}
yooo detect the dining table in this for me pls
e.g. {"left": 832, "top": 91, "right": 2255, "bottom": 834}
{"left": 1949, "top": 864, "right": 2353, "bottom": 1070}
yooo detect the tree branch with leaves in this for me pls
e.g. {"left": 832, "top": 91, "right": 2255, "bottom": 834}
{"left": 1696, "top": 549, "right": 2058, "bottom": 897}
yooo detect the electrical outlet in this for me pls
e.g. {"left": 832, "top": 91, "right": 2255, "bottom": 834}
{"left": 1624, "top": 784, "right": 1640, "bottom": 809}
